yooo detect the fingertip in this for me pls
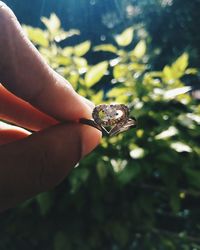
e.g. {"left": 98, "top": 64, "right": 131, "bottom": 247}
{"left": 80, "top": 125, "right": 102, "bottom": 158}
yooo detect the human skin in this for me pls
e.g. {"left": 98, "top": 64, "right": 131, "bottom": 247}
{"left": 0, "top": 1, "right": 101, "bottom": 211}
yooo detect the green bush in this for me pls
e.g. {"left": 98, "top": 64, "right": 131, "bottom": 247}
{"left": 1, "top": 14, "right": 200, "bottom": 250}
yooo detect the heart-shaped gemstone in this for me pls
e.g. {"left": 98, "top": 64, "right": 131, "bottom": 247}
{"left": 92, "top": 104, "right": 129, "bottom": 127}
{"left": 80, "top": 103, "right": 136, "bottom": 136}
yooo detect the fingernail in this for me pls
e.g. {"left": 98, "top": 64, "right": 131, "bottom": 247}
{"left": 80, "top": 125, "right": 102, "bottom": 158}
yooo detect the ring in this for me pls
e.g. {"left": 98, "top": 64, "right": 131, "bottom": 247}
{"left": 79, "top": 104, "right": 137, "bottom": 136}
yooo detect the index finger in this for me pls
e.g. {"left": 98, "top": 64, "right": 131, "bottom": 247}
{"left": 0, "top": 2, "right": 92, "bottom": 121}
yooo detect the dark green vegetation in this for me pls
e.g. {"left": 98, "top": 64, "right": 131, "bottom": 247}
{"left": 1, "top": 4, "right": 200, "bottom": 250}
{"left": 4, "top": 0, "right": 200, "bottom": 71}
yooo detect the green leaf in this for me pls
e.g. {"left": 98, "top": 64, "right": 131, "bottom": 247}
{"left": 54, "top": 29, "right": 80, "bottom": 42}
{"left": 163, "top": 65, "right": 174, "bottom": 81}
{"left": 155, "top": 126, "right": 178, "bottom": 140}
{"left": 129, "top": 148, "right": 145, "bottom": 159}
{"left": 74, "top": 41, "right": 91, "bottom": 57}
{"left": 163, "top": 54, "right": 189, "bottom": 80}
{"left": 85, "top": 61, "right": 108, "bottom": 87}
{"left": 73, "top": 57, "right": 88, "bottom": 70}
{"left": 107, "top": 87, "right": 129, "bottom": 98}
{"left": 186, "top": 113, "right": 200, "bottom": 124}
{"left": 117, "top": 163, "right": 140, "bottom": 186}
{"left": 93, "top": 44, "right": 118, "bottom": 53}
{"left": 36, "top": 192, "right": 52, "bottom": 216}
{"left": 160, "top": 238, "right": 176, "bottom": 250}
{"left": 128, "top": 62, "right": 146, "bottom": 72}
{"left": 41, "top": 13, "right": 60, "bottom": 34}
{"left": 172, "top": 53, "right": 188, "bottom": 72}
{"left": 68, "top": 71, "right": 79, "bottom": 88}
{"left": 170, "top": 142, "right": 192, "bottom": 153}
{"left": 113, "top": 64, "right": 128, "bottom": 80}
{"left": 91, "top": 90, "right": 104, "bottom": 104}
{"left": 163, "top": 86, "right": 192, "bottom": 99}
{"left": 96, "top": 161, "right": 107, "bottom": 179}
{"left": 115, "top": 27, "right": 134, "bottom": 47}
{"left": 111, "top": 159, "right": 127, "bottom": 173}
{"left": 54, "top": 56, "right": 71, "bottom": 66}
{"left": 62, "top": 46, "right": 74, "bottom": 56}
{"left": 23, "top": 25, "right": 49, "bottom": 47}
{"left": 132, "top": 40, "right": 146, "bottom": 58}
{"left": 185, "top": 68, "right": 198, "bottom": 75}
{"left": 69, "top": 168, "right": 90, "bottom": 193}
{"left": 178, "top": 114, "right": 196, "bottom": 128}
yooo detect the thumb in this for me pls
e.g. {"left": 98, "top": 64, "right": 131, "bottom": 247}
{"left": 0, "top": 123, "right": 101, "bottom": 211}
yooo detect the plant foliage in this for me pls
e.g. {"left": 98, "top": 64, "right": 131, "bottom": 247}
{"left": 1, "top": 14, "right": 200, "bottom": 250}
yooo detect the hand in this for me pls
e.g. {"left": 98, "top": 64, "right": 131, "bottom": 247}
{"left": 0, "top": 2, "right": 101, "bottom": 211}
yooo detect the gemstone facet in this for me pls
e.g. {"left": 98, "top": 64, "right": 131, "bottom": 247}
{"left": 92, "top": 104, "right": 129, "bottom": 127}
{"left": 80, "top": 103, "right": 137, "bottom": 136}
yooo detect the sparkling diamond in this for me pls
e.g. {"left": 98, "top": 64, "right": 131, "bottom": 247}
{"left": 104, "top": 106, "right": 117, "bottom": 120}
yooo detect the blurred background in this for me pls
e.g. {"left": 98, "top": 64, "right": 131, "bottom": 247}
{"left": 0, "top": 0, "right": 200, "bottom": 249}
